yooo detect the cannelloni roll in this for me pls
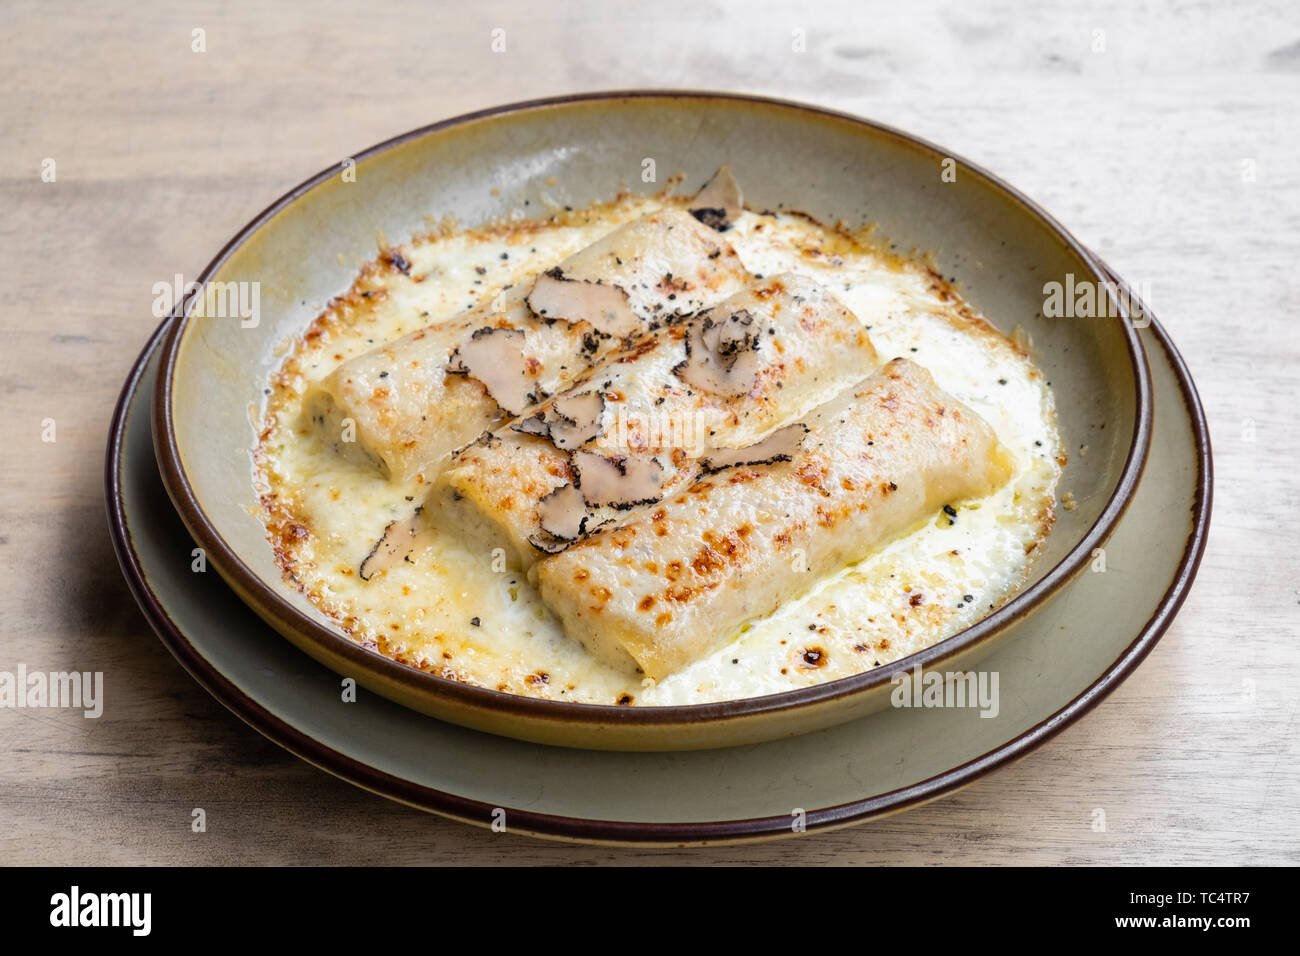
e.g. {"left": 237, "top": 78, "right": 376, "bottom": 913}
{"left": 534, "top": 359, "right": 1015, "bottom": 679}
{"left": 306, "top": 205, "right": 750, "bottom": 482}
{"left": 430, "top": 273, "right": 879, "bottom": 570}
{"left": 303, "top": 291, "right": 578, "bottom": 481}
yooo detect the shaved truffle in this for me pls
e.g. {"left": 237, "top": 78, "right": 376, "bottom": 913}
{"left": 447, "top": 327, "right": 538, "bottom": 416}
{"left": 699, "top": 424, "right": 809, "bottom": 474}
{"left": 511, "top": 413, "right": 551, "bottom": 439}
{"left": 689, "top": 166, "right": 744, "bottom": 231}
{"left": 527, "top": 269, "right": 641, "bottom": 338}
{"left": 511, "top": 390, "right": 606, "bottom": 451}
{"left": 359, "top": 507, "right": 433, "bottom": 581}
{"left": 527, "top": 530, "right": 572, "bottom": 554}
{"left": 572, "top": 451, "right": 665, "bottom": 508}
{"left": 535, "top": 483, "right": 588, "bottom": 541}
{"left": 548, "top": 391, "right": 606, "bottom": 450}
{"left": 675, "top": 307, "right": 762, "bottom": 396}
{"left": 530, "top": 483, "right": 613, "bottom": 554}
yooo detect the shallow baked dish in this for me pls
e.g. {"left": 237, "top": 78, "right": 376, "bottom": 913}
{"left": 154, "top": 91, "right": 1151, "bottom": 750}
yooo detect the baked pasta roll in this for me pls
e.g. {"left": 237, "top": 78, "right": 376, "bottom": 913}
{"left": 534, "top": 359, "right": 1014, "bottom": 679}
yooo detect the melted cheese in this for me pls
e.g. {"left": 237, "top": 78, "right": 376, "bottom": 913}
{"left": 254, "top": 194, "right": 1061, "bottom": 707}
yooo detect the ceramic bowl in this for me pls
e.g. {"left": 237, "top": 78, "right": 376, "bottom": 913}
{"left": 154, "top": 91, "right": 1151, "bottom": 750}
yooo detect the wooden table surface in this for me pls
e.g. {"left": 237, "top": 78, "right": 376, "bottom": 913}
{"left": 3, "top": 0, "right": 1296, "bottom": 865}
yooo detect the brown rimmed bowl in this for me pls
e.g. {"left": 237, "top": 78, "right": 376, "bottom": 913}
{"left": 153, "top": 91, "right": 1152, "bottom": 751}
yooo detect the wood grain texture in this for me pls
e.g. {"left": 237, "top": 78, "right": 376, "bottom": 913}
{"left": 2, "top": 0, "right": 1297, "bottom": 865}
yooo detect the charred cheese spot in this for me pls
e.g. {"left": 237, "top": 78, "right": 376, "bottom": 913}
{"left": 801, "top": 647, "right": 827, "bottom": 668}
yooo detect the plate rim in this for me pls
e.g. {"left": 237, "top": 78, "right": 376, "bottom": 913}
{"left": 147, "top": 89, "right": 1155, "bottom": 733}
{"left": 108, "top": 265, "right": 1210, "bottom": 846}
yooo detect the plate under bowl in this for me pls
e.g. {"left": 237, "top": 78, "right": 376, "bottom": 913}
{"left": 113, "top": 266, "right": 1204, "bottom": 844}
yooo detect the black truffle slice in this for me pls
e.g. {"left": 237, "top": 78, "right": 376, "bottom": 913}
{"left": 674, "top": 307, "right": 762, "bottom": 396}
{"left": 572, "top": 450, "right": 666, "bottom": 508}
{"left": 688, "top": 166, "right": 744, "bottom": 231}
{"left": 699, "top": 423, "right": 808, "bottom": 474}
{"left": 526, "top": 269, "right": 641, "bottom": 338}
{"left": 359, "top": 507, "right": 434, "bottom": 581}
{"left": 447, "top": 326, "right": 539, "bottom": 416}
{"left": 511, "top": 413, "right": 551, "bottom": 439}
{"left": 535, "top": 483, "right": 587, "bottom": 541}
{"left": 547, "top": 391, "right": 606, "bottom": 450}
{"left": 509, "top": 390, "right": 606, "bottom": 451}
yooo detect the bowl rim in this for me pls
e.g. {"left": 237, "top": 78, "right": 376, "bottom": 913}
{"left": 153, "top": 88, "right": 1154, "bottom": 729}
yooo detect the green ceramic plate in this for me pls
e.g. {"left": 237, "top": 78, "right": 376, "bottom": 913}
{"left": 150, "top": 92, "right": 1152, "bottom": 750}
{"left": 109, "top": 263, "right": 1208, "bottom": 845}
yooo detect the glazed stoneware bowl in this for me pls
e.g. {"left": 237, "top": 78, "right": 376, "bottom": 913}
{"left": 154, "top": 91, "right": 1151, "bottom": 751}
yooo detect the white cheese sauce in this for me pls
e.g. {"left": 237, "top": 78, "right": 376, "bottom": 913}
{"left": 255, "top": 194, "right": 1061, "bottom": 706}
